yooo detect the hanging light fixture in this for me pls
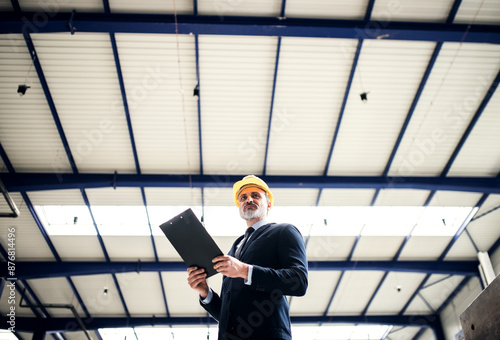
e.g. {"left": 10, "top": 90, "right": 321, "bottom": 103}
{"left": 17, "top": 84, "right": 30, "bottom": 96}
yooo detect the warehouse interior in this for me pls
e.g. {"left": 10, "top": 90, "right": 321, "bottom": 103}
{"left": 1, "top": 0, "right": 500, "bottom": 339}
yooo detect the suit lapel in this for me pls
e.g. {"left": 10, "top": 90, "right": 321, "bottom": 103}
{"left": 238, "top": 223, "right": 273, "bottom": 259}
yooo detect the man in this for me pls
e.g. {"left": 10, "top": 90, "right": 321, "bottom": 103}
{"left": 187, "top": 175, "right": 308, "bottom": 340}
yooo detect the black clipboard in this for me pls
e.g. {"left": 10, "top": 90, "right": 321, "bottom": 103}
{"left": 159, "top": 208, "right": 223, "bottom": 278}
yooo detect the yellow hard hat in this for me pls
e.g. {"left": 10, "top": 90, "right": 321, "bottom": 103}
{"left": 233, "top": 175, "right": 274, "bottom": 207}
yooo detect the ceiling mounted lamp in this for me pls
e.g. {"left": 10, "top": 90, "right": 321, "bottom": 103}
{"left": 193, "top": 84, "right": 200, "bottom": 97}
{"left": 360, "top": 92, "right": 368, "bottom": 102}
{"left": 17, "top": 84, "right": 30, "bottom": 96}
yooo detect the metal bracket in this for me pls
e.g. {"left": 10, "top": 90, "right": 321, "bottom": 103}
{"left": 68, "top": 10, "right": 76, "bottom": 34}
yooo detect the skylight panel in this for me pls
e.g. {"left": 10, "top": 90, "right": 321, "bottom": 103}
{"left": 36, "top": 205, "right": 476, "bottom": 238}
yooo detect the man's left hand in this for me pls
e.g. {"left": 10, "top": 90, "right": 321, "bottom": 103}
{"left": 213, "top": 255, "right": 249, "bottom": 280}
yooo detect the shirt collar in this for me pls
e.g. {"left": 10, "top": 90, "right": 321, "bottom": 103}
{"left": 250, "top": 219, "right": 269, "bottom": 231}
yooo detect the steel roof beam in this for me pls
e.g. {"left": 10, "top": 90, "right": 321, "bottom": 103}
{"left": 0, "top": 314, "right": 443, "bottom": 333}
{"left": 3, "top": 260, "right": 479, "bottom": 280}
{"left": 2, "top": 172, "right": 499, "bottom": 194}
{"left": 1, "top": 12, "right": 500, "bottom": 43}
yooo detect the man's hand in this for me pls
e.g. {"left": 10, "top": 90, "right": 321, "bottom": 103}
{"left": 213, "top": 255, "right": 249, "bottom": 280}
{"left": 187, "top": 267, "right": 209, "bottom": 299}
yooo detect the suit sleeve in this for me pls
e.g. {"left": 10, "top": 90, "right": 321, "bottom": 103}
{"left": 200, "top": 289, "right": 222, "bottom": 321}
{"left": 249, "top": 225, "right": 308, "bottom": 296}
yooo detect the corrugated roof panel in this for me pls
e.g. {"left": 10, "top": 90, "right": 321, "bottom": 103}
{"left": 18, "top": 0, "right": 104, "bottom": 12}
{"left": 448, "top": 87, "right": 500, "bottom": 176}
{"left": 327, "top": 271, "right": 386, "bottom": 315}
{"left": 454, "top": 0, "right": 500, "bottom": 24}
{"left": 374, "top": 189, "right": 430, "bottom": 206}
{"left": 84, "top": 187, "right": 143, "bottom": 205}
{"left": 199, "top": 35, "right": 278, "bottom": 175}
{"left": 161, "top": 272, "right": 208, "bottom": 316}
{"left": 290, "top": 271, "right": 341, "bottom": 315}
{"left": 266, "top": 38, "right": 358, "bottom": 176}
{"left": 109, "top": 0, "right": 193, "bottom": 14}
{"left": 27, "top": 189, "right": 85, "bottom": 205}
{"left": 319, "top": 189, "right": 376, "bottom": 206}
{"left": 197, "top": 0, "right": 281, "bottom": 16}
{"left": 203, "top": 187, "right": 233, "bottom": 206}
{"left": 145, "top": 188, "right": 203, "bottom": 206}
{"left": 467, "top": 207, "right": 500, "bottom": 252}
{"left": 443, "top": 232, "right": 477, "bottom": 260}
{"left": 365, "top": 272, "right": 426, "bottom": 315}
{"left": 372, "top": 0, "right": 454, "bottom": 23}
{"left": 272, "top": 188, "right": 319, "bottom": 206}
{"left": 420, "top": 274, "right": 465, "bottom": 309}
{"left": 398, "top": 236, "right": 452, "bottom": 260}
{"left": 0, "top": 193, "right": 55, "bottom": 260}
{"left": 351, "top": 236, "right": 404, "bottom": 261}
{"left": 328, "top": 40, "right": 436, "bottom": 176}
{"left": 389, "top": 43, "right": 500, "bottom": 177}
{"left": 72, "top": 274, "right": 126, "bottom": 315}
{"left": 306, "top": 236, "right": 356, "bottom": 261}
{"left": 0, "top": 34, "right": 73, "bottom": 172}
{"left": 25, "top": 277, "right": 79, "bottom": 317}
{"left": 51, "top": 235, "right": 106, "bottom": 260}
{"left": 115, "top": 34, "right": 200, "bottom": 174}
{"left": 102, "top": 236, "right": 155, "bottom": 261}
{"left": 285, "top": 0, "right": 367, "bottom": 20}
{"left": 115, "top": 272, "right": 166, "bottom": 316}
{"left": 428, "top": 191, "right": 483, "bottom": 207}
{"left": 31, "top": 32, "right": 136, "bottom": 173}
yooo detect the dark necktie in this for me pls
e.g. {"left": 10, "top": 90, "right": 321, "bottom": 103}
{"left": 235, "top": 227, "right": 254, "bottom": 259}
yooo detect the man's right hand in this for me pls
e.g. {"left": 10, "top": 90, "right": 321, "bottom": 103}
{"left": 187, "top": 266, "right": 209, "bottom": 299}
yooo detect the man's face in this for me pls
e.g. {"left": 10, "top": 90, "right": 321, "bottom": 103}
{"left": 237, "top": 187, "right": 270, "bottom": 221}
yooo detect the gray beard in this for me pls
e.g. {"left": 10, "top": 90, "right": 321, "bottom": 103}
{"left": 240, "top": 203, "right": 267, "bottom": 220}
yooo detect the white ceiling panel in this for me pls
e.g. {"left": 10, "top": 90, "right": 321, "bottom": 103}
{"left": 327, "top": 271, "right": 386, "bottom": 315}
{"left": 115, "top": 272, "right": 166, "bottom": 316}
{"left": 290, "top": 271, "right": 341, "bottom": 315}
{"left": 31, "top": 32, "right": 136, "bottom": 173}
{"left": 285, "top": 0, "right": 367, "bottom": 20}
{"left": 328, "top": 40, "right": 436, "bottom": 176}
{"left": 366, "top": 272, "right": 426, "bottom": 314}
{"left": 428, "top": 191, "right": 483, "bottom": 207}
{"left": 443, "top": 232, "right": 478, "bottom": 260}
{"left": 18, "top": 0, "right": 104, "bottom": 12}
{"left": 25, "top": 277, "right": 79, "bottom": 317}
{"left": 372, "top": 0, "right": 454, "bottom": 23}
{"left": 351, "top": 236, "right": 404, "bottom": 261}
{"left": 466, "top": 207, "right": 500, "bottom": 252}
{"left": 27, "top": 189, "right": 85, "bottom": 205}
{"left": 109, "top": 0, "right": 193, "bottom": 14}
{"left": 115, "top": 33, "right": 200, "bottom": 174}
{"left": 102, "top": 236, "right": 155, "bottom": 261}
{"left": 0, "top": 193, "right": 55, "bottom": 260}
{"left": 306, "top": 236, "right": 356, "bottom": 261}
{"left": 161, "top": 272, "right": 208, "bottom": 316}
{"left": 266, "top": 37, "right": 358, "bottom": 176}
{"left": 319, "top": 189, "right": 376, "bottom": 206}
{"left": 398, "top": 236, "right": 452, "bottom": 260}
{"left": 199, "top": 35, "right": 277, "bottom": 174}
{"left": 198, "top": 0, "right": 281, "bottom": 16}
{"left": 271, "top": 188, "right": 319, "bottom": 206}
{"left": 145, "top": 188, "right": 203, "bottom": 206}
{"left": 51, "top": 235, "right": 105, "bottom": 260}
{"left": 203, "top": 187, "right": 233, "bottom": 206}
{"left": 419, "top": 275, "right": 465, "bottom": 312}
{"left": 454, "top": 0, "right": 500, "bottom": 24}
{"left": 374, "top": 189, "right": 430, "bottom": 206}
{"left": 389, "top": 43, "right": 500, "bottom": 177}
{"left": 72, "top": 274, "right": 125, "bottom": 316}
{"left": 84, "top": 187, "right": 143, "bottom": 205}
{"left": 448, "top": 86, "right": 500, "bottom": 176}
{"left": 0, "top": 34, "right": 73, "bottom": 172}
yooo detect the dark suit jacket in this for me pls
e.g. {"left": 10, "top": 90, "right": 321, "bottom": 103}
{"left": 201, "top": 223, "right": 308, "bottom": 340}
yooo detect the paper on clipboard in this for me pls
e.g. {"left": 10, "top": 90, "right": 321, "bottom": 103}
{"left": 159, "top": 208, "right": 223, "bottom": 278}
